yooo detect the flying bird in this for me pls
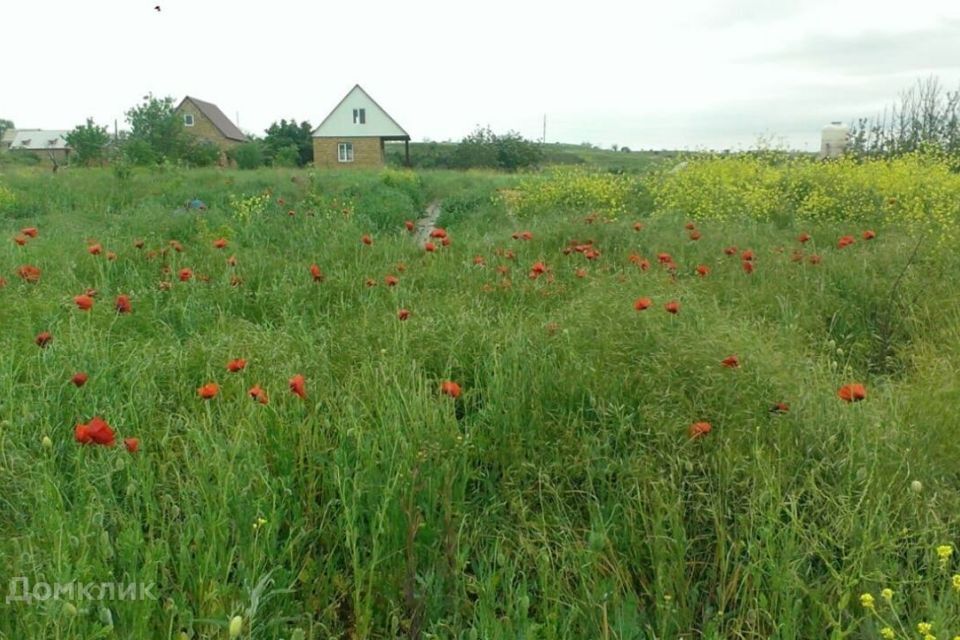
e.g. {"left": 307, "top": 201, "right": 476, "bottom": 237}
{"left": 154, "top": 5, "right": 161, "bottom": 11}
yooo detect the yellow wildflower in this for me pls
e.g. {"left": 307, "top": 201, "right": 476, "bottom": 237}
{"left": 859, "top": 593, "right": 875, "bottom": 609}
{"left": 881, "top": 588, "right": 894, "bottom": 602}
{"left": 880, "top": 628, "right": 894, "bottom": 640}
{"left": 953, "top": 574, "right": 960, "bottom": 592}
{"left": 918, "top": 622, "right": 933, "bottom": 635}
{"left": 937, "top": 545, "right": 953, "bottom": 568}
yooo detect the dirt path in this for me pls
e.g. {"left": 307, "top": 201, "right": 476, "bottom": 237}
{"left": 415, "top": 200, "right": 442, "bottom": 243}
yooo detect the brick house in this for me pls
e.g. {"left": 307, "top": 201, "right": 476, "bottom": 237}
{"left": 312, "top": 85, "right": 410, "bottom": 168}
{"left": 174, "top": 96, "right": 246, "bottom": 165}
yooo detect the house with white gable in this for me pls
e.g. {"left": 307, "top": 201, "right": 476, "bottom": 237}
{"left": 312, "top": 85, "right": 410, "bottom": 168}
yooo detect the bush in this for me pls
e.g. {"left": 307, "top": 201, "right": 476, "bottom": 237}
{"left": 451, "top": 126, "right": 543, "bottom": 172}
{"left": 180, "top": 141, "right": 221, "bottom": 168}
{"left": 233, "top": 142, "right": 265, "bottom": 170}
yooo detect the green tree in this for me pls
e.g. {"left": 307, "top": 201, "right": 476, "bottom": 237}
{"left": 0, "top": 119, "right": 13, "bottom": 139}
{"left": 452, "top": 126, "right": 542, "bottom": 171}
{"left": 65, "top": 118, "right": 111, "bottom": 166}
{"left": 263, "top": 119, "right": 313, "bottom": 166}
{"left": 123, "top": 94, "right": 189, "bottom": 165}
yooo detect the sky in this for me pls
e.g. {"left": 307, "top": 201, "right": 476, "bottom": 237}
{"left": 2, "top": 0, "right": 959, "bottom": 151}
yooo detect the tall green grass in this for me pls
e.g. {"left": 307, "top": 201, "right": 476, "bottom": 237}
{"left": 1, "top": 166, "right": 959, "bottom": 638}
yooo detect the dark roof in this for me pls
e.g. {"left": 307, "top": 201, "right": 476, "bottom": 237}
{"left": 177, "top": 96, "right": 246, "bottom": 142}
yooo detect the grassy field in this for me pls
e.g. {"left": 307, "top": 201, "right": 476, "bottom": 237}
{"left": 2, "top": 163, "right": 960, "bottom": 639}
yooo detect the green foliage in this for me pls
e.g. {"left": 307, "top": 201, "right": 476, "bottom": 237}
{"left": 122, "top": 94, "right": 189, "bottom": 165}
{"left": 263, "top": 119, "right": 313, "bottom": 167}
{"left": 451, "top": 126, "right": 543, "bottom": 171}
{"left": 65, "top": 118, "right": 111, "bottom": 166}
{"left": 180, "top": 140, "right": 221, "bottom": 168}
{"left": 506, "top": 166, "right": 644, "bottom": 219}
{"left": 0, "top": 118, "right": 13, "bottom": 139}
{"left": 233, "top": 141, "right": 265, "bottom": 170}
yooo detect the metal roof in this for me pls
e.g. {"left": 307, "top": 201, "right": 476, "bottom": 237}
{"left": 9, "top": 130, "right": 70, "bottom": 150}
{"left": 176, "top": 96, "right": 247, "bottom": 142}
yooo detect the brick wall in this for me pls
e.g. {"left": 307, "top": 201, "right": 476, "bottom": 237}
{"left": 313, "top": 137, "right": 384, "bottom": 169}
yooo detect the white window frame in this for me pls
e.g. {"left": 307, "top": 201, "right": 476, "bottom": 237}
{"left": 183, "top": 114, "right": 195, "bottom": 127}
{"left": 352, "top": 108, "right": 366, "bottom": 125}
{"left": 337, "top": 142, "right": 354, "bottom": 163}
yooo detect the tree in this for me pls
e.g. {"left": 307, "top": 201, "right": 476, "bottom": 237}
{"left": 452, "top": 126, "right": 543, "bottom": 172}
{"left": 123, "top": 94, "right": 189, "bottom": 165}
{"left": 0, "top": 119, "right": 13, "bottom": 139}
{"left": 66, "top": 118, "right": 111, "bottom": 166}
{"left": 263, "top": 119, "right": 313, "bottom": 166}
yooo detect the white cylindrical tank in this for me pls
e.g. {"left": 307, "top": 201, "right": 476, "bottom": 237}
{"left": 820, "top": 121, "right": 849, "bottom": 158}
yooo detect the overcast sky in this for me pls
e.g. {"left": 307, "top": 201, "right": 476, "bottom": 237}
{"left": 2, "top": 0, "right": 959, "bottom": 150}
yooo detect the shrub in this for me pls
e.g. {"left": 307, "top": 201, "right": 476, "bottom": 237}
{"left": 234, "top": 142, "right": 265, "bottom": 170}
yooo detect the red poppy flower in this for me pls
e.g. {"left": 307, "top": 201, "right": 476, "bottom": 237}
{"left": 124, "top": 437, "right": 139, "bottom": 453}
{"left": 21, "top": 227, "right": 38, "bottom": 238}
{"left": 115, "top": 295, "right": 132, "bottom": 314}
{"left": 769, "top": 402, "right": 789, "bottom": 414}
{"left": 837, "top": 383, "right": 867, "bottom": 402}
{"left": 88, "top": 243, "right": 102, "bottom": 255}
{"left": 634, "top": 297, "right": 652, "bottom": 311}
{"left": 71, "top": 372, "right": 88, "bottom": 387}
{"left": 75, "top": 416, "right": 115, "bottom": 446}
{"left": 197, "top": 383, "right": 219, "bottom": 399}
{"left": 657, "top": 252, "right": 672, "bottom": 264}
{"left": 424, "top": 242, "right": 436, "bottom": 252}
{"left": 310, "top": 264, "right": 324, "bottom": 282}
{"left": 638, "top": 259, "right": 650, "bottom": 271}
{"left": 169, "top": 240, "right": 184, "bottom": 252}
{"left": 213, "top": 238, "right": 228, "bottom": 249}
{"left": 862, "top": 230, "right": 876, "bottom": 240}
{"left": 837, "top": 235, "right": 855, "bottom": 249}
{"left": 473, "top": 255, "right": 486, "bottom": 266}
{"left": 688, "top": 421, "right": 712, "bottom": 439}
{"left": 664, "top": 300, "right": 680, "bottom": 314}
{"left": 696, "top": 264, "right": 710, "bottom": 277}
{"left": 361, "top": 234, "right": 373, "bottom": 245}
{"left": 249, "top": 385, "right": 269, "bottom": 405}
{"left": 797, "top": 233, "right": 811, "bottom": 243}
{"left": 664, "top": 260, "right": 677, "bottom": 272}
{"left": 398, "top": 308, "right": 410, "bottom": 321}
{"left": 430, "top": 228, "right": 448, "bottom": 239}
{"left": 289, "top": 374, "right": 306, "bottom": 399}
{"left": 723, "top": 246, "right": 738, "bottom": 256}
{"left": 721, "top": 355, "right": 740, "bottom": 368}
{"left": 0, "top": 277, "right": 6, "bottom": 288}
{"left": 688, "top": 230, "right": 701, "bottom": 241}
{"left": 178, "top": 268, "right": 193, "bottom": 282}
{"left": 385, "top": 275, "right": 399, "bottom": 287}
{"left": 35, "top": 331, "right": 52, "bottom": 348}
{"left": 808, "top": 254, "right": 822, "bottom": 265}
{"left": 227, "top": 358, "right": 247, "bottom": 373}
{"left": 633, "top": 222, "right": 644, "bottom": 231}
{"left": 441, "top": 236, "right": 452, "bottom": 247}
{"left": 684, "top": 222, "right": 696, "bottom": 230}
{"left": 742, "top": 261, "right": 754, "bottom": 274}
{"left": 575, "top": 268, "right": 587, "bottom": 278}
{"left": 133, "top": 239, "right": 145, "bottom": 249}
{"left": 440, "top": 381, "right": 461, "bottom": 398}
{"left": 73, "top": 294, "right": 94, "bottom": 311}
{"left": 741, "top": 249, "right": 754, "bottom": 261}
{"left": 529, "top": 262, "right": 548, "bottom": 279}
{"left": 13, "top": 234, "right": 28, "bottom": 246}
{"left": 404, "top": 220, "right": 415, "bottom": 232}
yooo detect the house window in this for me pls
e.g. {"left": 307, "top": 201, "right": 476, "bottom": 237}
{"left": 183, "top": 114, "right": 195, "bottom": 127}
{"left": 338, "top": 142, "right": 354, "bottom": 163}
{"left": 352, "top": 108, "right": 366, "bottom": 125}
